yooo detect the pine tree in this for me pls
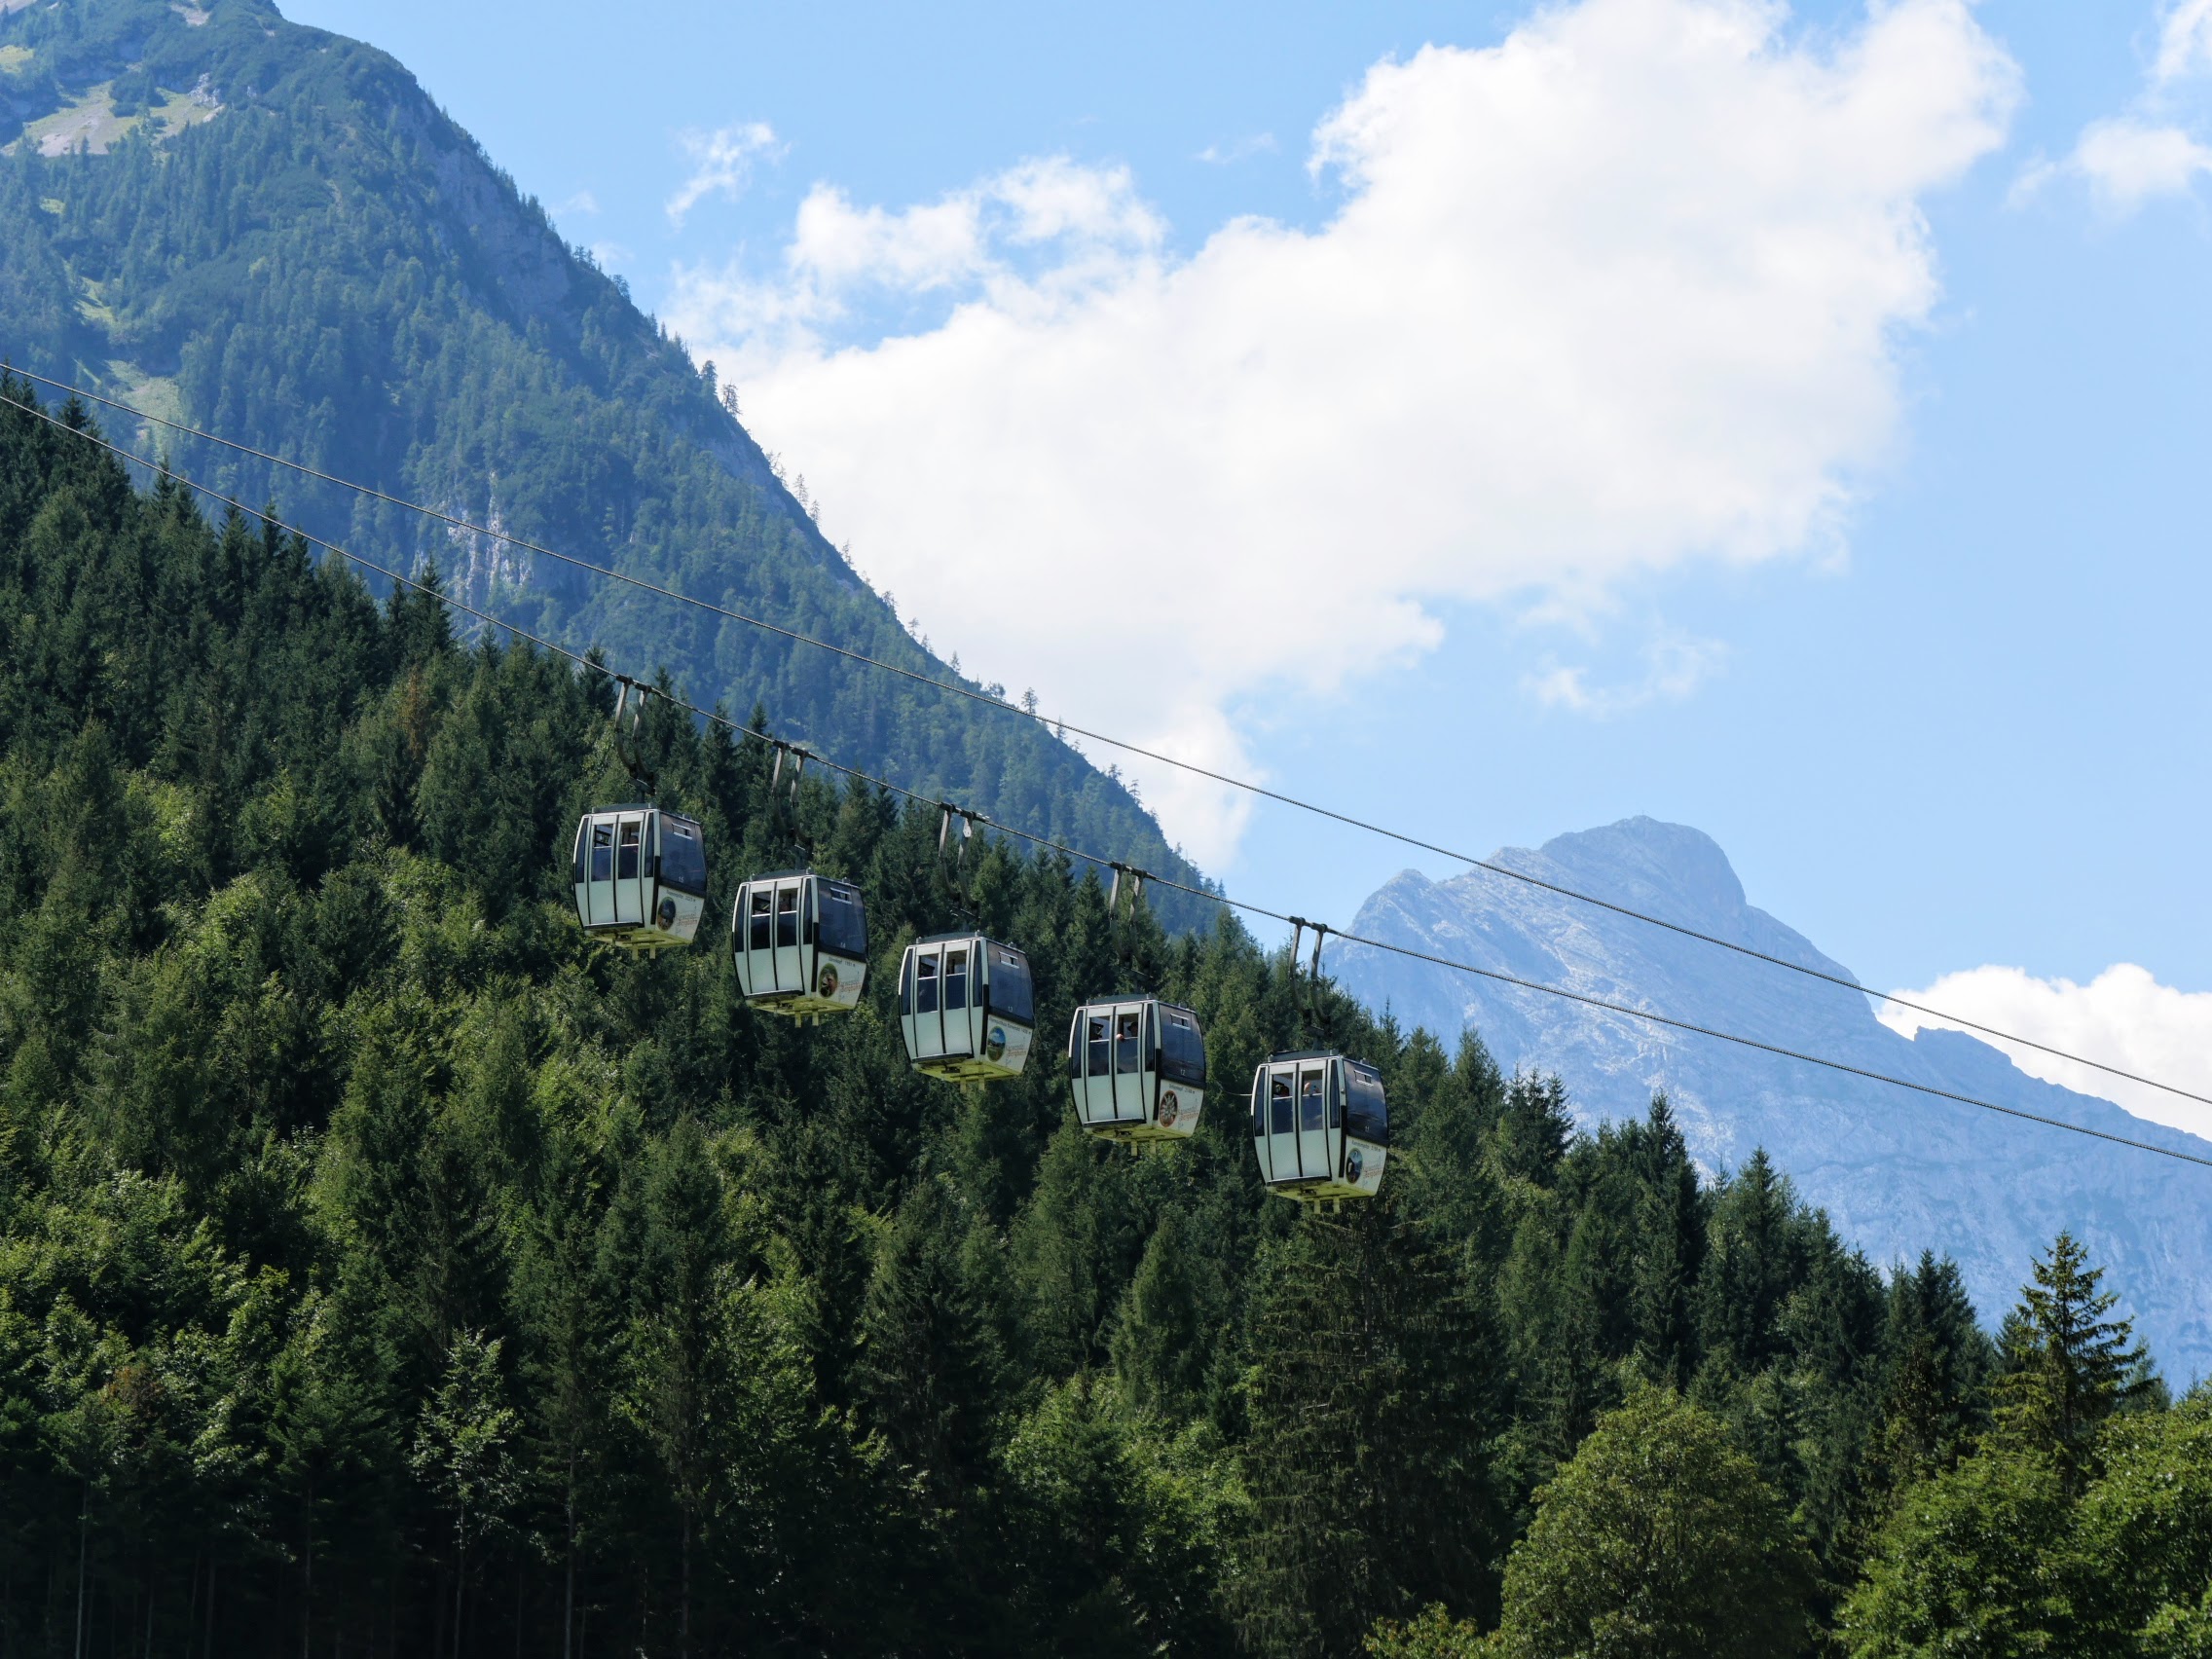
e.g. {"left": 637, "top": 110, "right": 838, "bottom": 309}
{"left": 1991, "top": 1230, "right": 2146, "bottom": 1488}
{"left": 1866, "top": 1252, "right": 1990, "bottom": 1497}
{"left": 1629, "top": 1094, "right": 1703, "bottom": 1383}
{"left": 1235, "top": 1202, "right": 1502, "bottom": 1658}
{"left": 410, "top": 1330, "right": 520, "bottom": 1659}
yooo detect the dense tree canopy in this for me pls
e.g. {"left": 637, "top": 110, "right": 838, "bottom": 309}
{"left": 0, "top": 382, "right": 2201, "bottom": 1655}
{"left": 1493, "top": 1386, "right": 1813, "bottom": 1659}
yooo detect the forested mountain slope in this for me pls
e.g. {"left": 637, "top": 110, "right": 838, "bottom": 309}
{"left": 0, "top": 0, "right": 1187, "bottom": 884}
{"left": 1332, "top": 820, "right": 2212, "bottom": 1381}
{"left": 5, "top": 381, "right": 2160, "bottom": 1656}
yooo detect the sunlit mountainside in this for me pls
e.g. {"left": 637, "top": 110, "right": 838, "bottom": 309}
{"left": 1335, "top": 817, "right": 2212, "bottom": 1381}
{"left": 0, "top": 0, "right": 1189, "bottom": 883}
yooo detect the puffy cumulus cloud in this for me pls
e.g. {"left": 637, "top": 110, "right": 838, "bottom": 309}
{"left": 2036, "top": 0, "right": 2212, "bottom": 213}
{"left": 697, "top": 158, "right": 1166, "bottom": 344}
{"left": 1880, "top": 965, "right": 2212, "bottom": 1140}
{"left": 667, "top": 123, "right": 782, "bottom": 225}
{"left": 671, "top": 0, "right": 2015, "bottom": 866}
{"left": 2068, "top": 117, "right": 2212, "bottom": 211}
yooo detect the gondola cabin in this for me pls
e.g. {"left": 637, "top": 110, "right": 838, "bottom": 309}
{"left": 570, "top": 807, "right": 709, "bottom": 953}
{"left": 1249, "top": 1051, "right": 1387, "bottom": 1201}
{"left": 1067, "top": 998, "right": 1206, "bottom": 1141}
{"left": 732, "top": 871, "right": 869, "bottom": 1019}
{"left": 899, "top": 934, "right": 1036, "bottom": 1082}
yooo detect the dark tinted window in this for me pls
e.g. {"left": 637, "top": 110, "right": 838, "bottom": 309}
{"left": 658, "top": 818, "right": 707, "bottom": 894}
{"left": 818, "top": 883, "right": 867, "bottom": 958}
{"left": 748, "top": 890, "right": 772, "bottom": 951}
{"left": 617, "top": 820, "right": 641, "bottom": 880}
{"left": 591, "top": 824, "right": 612, "bottom": 882}
{"left": 944, "top": 949, "right": 969, "bottom": 1013}
{"left": 986, "top": 946, "right": 1034, "bottom": 1025}
{"left": 1160, "top": 1009, "right": 1206, "bottom": 1087}
{"left": 1087, "top": 1015, "right": 1109, "bottom": 1079}
{"left": 1346, "top": 1063, "right": 1388, "bottom": 1147}
{"left": 775, "top": 885, "right": 800, "bottom": 947}
{"left": 916, "top": 953, "right": 939, "bottom": 1014}
{"left": 1270, "top": 1075, "right": 1294, "bottom": 1136}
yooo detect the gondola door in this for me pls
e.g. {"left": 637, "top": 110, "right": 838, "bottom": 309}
{"left": 613, "top": 812, "right": 647, "bottom": 928}
{"left": 942, "top": 942, "right": 975, "bottom": 1060}
{"left": 581, "top": 816, "right": 617, "bottom": 930}
{"left": 1112, "top": 1004, "right": 1147, "bottom": 1124}
{"left": 910, "top": 946, "right": 942, "bottom": 1063}
{"left": 1297, "top": 1061, "right": 1330, "bottom": 1185}
{"left": 1262, "top": 1065, "right": 1298, "bottom": 1184}
{"left": 771, "top": 877, "right": 805, "bottom": 998}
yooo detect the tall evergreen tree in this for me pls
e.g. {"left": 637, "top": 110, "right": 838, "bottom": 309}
{"left": 1991, "top": 1230, "right": 2146, "bottom": 1489}
{"left": 1235, "top": 1202, "right": 1502, "bottom": 1658}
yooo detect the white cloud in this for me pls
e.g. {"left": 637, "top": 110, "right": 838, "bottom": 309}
{"left": 1198, "top": 132, "right": 1278, "bottom": 165}
{"left": 1525, "top": 632, "right": 1728, "bottom": 717}
{"left": 667, "top": 123, "right": 782, "bottom": 225}
{"left": 2070, "top": 117, "right": 2212, "bottom": 211}
{"left": 557, "top": 189, "right": 600, "bottom": 218}
{"left": 2038, "top": 0, "right": 2212, "bottom": 213}
{"left": 1880, "top": 964, "right": 2212, "bottom": 1141}
{"left": 671, "top": 0, "right": 2015, "bottom": 866}
{"left": 2156, "top": 0, "right": 2212, "bottom": 83}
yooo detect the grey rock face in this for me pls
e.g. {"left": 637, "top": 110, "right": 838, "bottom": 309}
{"left": 1332, "top": 816, "right": 2212, "bottom": 1381}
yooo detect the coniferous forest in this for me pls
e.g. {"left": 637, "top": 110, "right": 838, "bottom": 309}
{"left": 5, "top": 384, "right": 2212, "bottom": 1657}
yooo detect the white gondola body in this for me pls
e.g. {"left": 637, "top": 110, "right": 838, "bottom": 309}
{"left": 732, "top": 872, "right": 869, "bottom": 1018}
{"left": 1066, "top": 998, "right": 1206, "bottom": 1142}
{"left": 1248, "top": 1052, "right": 1387, "bottom": 1201}
{"left": 570, "top": 807, "right": 708, "bottom": 952}
{"left": 899, "top": 934, "right": 1036, "bottom": 1082}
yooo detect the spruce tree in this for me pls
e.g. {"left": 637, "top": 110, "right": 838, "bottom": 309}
{"left": 1991, "top": 1230, "right": 2147, "bottom": 1488}
{"left": 1234, "top": 1201, "right": 1502, "bottom": 1658}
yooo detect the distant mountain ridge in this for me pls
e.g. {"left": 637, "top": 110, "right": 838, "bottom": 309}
{"left": 0, "top": 0, "right": 1193, "bottom": 885}
{"left": 1333, "top": 817, "right": 2212, "bottom": 1380}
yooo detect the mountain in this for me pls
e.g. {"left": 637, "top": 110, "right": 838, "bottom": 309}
{"left": 0, "top": 0, "right": 1194, "bottom": 890}
{"left": 1332, "top": 817, "right": 2212, "bottom": 1381}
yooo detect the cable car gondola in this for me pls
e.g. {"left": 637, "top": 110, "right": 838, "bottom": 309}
{"left": 1249, "top": 1051, "right": 1387, "bottom": 1201}
{"left": 570, "top": 805, "right": 709, "bottom": 953}
{"left": 732, "top": 870, "right": 869, "bottom": 1019}
{"left": 1067, "top": 996, "right": 1206, "bottom": 1141}
{"left": 899, "top": 933, "right": 1036, "bottom": 1082}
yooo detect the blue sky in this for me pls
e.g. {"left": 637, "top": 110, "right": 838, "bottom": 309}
{"left": 286, "top": 0, "right": 2212, "bottom": 1130}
